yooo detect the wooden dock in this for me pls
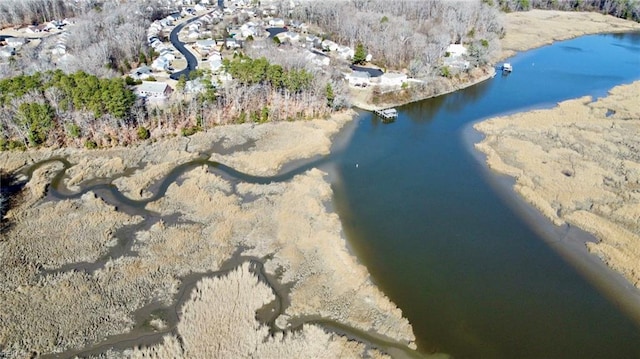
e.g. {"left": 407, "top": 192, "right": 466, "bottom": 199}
{"left": 374, "top": 108, "right": 398, "bottom": 122}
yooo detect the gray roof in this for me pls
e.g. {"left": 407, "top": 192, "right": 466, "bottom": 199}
{"left": 138, "top": 81, "right": 170, "bottom": 94}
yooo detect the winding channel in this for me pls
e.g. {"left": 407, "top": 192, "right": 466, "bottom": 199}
{"left": 16, "top": 156, "right": 422, "bottom": 359}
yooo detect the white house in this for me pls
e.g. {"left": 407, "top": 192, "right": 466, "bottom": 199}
{"left": 446, "top": 44, "right": 467, "bottom": 58}
{"left": 321, "top": 39, "right": 339, "bottom": 52}
{"left": 379, "top": 72, "right": 408, "bottom": 88}
{"left": 5, "top": 37, "right": 28, "bottom": 48}
{"left": 130, "top": 66, "right": 153, "bottom": 80}
{"left": 268, "top": 18, "right": 285, "bottom": 27}
{"left": 225, "top": 38, "right": 241, "bottom": 49}
{"left": 0, "top": 46, "right": 16, "bottom": 58}
{"left": 209, "top": 54, "right": 223, "bottom": 73}
{"left": 337, "top": 46, "right": 354, "bottom": 60}
{"left": 196, "top": 39, "right": 217, "bottom": 53}
{"left": 137, "top": 81, "right": 173, "bottom": 99}
{"left": 346, "top": 71, "right": 371, "bottom": 87}
{"left": 305, "top": 50, "right": 330, "bottom": 67}
{"left": 51, "top": 43, "right": 66, "bottom": 55}
{"left": 151, "top": 56, "right": 170, "bottom": 71}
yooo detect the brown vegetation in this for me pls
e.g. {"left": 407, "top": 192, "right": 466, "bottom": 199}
{"left": 475, "top": 81, "right": 640, "bottom": 287}
{"left": 123, "top": 264, "right": 390, "bottom": 359}
{"left": 0, "top": 113, "right": 416, "bottom": 357}
{"left": 500, "top": 9, "right": 640, "bottom": 59}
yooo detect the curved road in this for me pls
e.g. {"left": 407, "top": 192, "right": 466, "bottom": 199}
{"left": 169, "top": 14, "right": 208, "bottom": 80}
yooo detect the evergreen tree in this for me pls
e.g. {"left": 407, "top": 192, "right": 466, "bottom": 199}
{"left": 353, "top": 43, "right": 367, "bottom": 65}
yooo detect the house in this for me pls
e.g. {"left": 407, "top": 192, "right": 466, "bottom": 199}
{"left": 196, "top": 39, "right": 217, "bottom": 53}
{"left": 5, "top": 37, "right": 28, "bottom": 48}
{"left": 51, "top": 43, "right": 66, "bottom": 55}
{"left": 130, "top": 66, "right": 153, "bottom": 80}
{"left": 277, "top": 31, "right": 299, "bottom": 43}
{"left": 0, "top": 46, "right": 16, "bottom": 58}
{"left": 225, "top": 38, "right": 241, "bottom": 49}
{"left": 444, "top": 44, "right": 470, "bottom": 70}
{"left": 268, "top": 18, "right": 285, "bottom": 27}
{"left": 209, "top": 56, "right": 223, "bottom": 73}
{"left": 306, "top": 35, "right": 321, "bottom": 48}
{"left": 305, "top": 50, "right": 330, "bottom": 67}
{"left": 346, "top": 71, "right": 371, "bottom": 87}
{"left": 446, "top": 44, "right": 467, "bottom": 58}
{"left": 379, "top": 72, "right": 407, "bottom": 88}
{"left": 151, "top": 56, "right": 171, "bottom": 71}
{"left": 137, "top": 81, "right": 173, "bottom": 99}
{"left": 321, "top": 39, "right": 339, "bottom": 52}
{"left": 337, "top": 46, "right": 354, "bottom": 60}
{"left": 158, "top": 48, "right": 175, "bottom": 61}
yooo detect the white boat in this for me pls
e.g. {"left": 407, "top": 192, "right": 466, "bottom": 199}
{"left": 502, "top": 63, "right": 513, "bottom": 72}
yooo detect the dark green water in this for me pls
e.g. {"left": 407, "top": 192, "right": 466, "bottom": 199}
{"left": 331, "top": 33, "right": 640, "bottom": 358}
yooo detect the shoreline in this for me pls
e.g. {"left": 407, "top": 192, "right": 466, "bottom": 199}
{"left": 462, "top": 122, "right": 640, "bottom": 326}
{"left": 350, "top": 66, "right": 497, "bottom": 112}
{"left": 351, "top": 9, "right": 640, "bottom": 113}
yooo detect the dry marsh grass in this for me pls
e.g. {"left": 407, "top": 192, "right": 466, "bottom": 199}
{"left": 0, "top": 111, "right": 414, "bottom": 357}
{"left": 475, "top": 81, "right": 640, "bottom": 287}
{"left": 123, "top": 263, "right": 389, "bottom": 359}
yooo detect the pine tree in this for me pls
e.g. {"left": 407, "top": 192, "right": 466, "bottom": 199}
{"left": 352, "top": 43, "right": 367, "bottom": 65}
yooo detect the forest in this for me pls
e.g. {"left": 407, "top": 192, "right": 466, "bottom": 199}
{"left": 0, "top": 70, "right": 137, "bottom": 149}
{"left": 291, "top": 1, "right": 505, "bottom": 77}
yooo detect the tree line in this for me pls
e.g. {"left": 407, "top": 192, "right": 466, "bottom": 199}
{"left": 0, "top": 70, "right": 137, "bottom": 149}
{"left": 496, "top": 0, "right": 640, "bottom": 21}
{"left": 290, "top": 0, "right": 504, "bottom": 78}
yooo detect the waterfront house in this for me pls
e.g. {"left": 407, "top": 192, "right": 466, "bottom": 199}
{"left": 346, "top": 71, "right": 371, "bottom": 87}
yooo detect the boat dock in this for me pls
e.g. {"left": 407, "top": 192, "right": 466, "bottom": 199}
{"left": 374, "top": 108, "right": 398, "bottom": 122}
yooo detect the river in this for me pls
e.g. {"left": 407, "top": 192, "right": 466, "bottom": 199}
{"left": 330, "top": 33, "right": 640, "bottom": 358}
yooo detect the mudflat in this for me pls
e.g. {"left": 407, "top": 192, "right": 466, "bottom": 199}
{"left": 475, "top": 81, "right": 640, "bottom": 288}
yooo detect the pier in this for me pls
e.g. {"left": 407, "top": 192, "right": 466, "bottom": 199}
{"left": 374, "top": 108, "right": 398, "bottom": 122}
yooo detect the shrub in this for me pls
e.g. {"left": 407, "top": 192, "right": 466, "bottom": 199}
{"left": 67, "top": 123, "right": 81, "bottom": 138}
{"left": 84, "top": 140, "right": 98, "bottom": 149}
{"left": 137, "top": 126, "right": 150, "bottom": 140}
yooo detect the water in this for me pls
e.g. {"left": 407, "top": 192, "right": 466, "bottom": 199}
{"left": 331, "top": 33, "right": 640, "bottom": 358}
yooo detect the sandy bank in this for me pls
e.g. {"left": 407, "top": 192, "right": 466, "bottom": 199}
{"left": 474, "top": 81, "right": 640, "bottom": 288}
{"left": 0, "top": 110, "right": 419, "bottom": 358}
{"left": 500, "top": 9, "right": 640, "bottom": 60}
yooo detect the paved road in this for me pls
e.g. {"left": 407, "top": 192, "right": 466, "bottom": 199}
{"left": 169, "top": 15, "right": 205, "bottom": 80}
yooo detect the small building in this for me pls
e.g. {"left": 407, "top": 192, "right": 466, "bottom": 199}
{"left": 137, "top": 81, "right": 173, "bottom": 99}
